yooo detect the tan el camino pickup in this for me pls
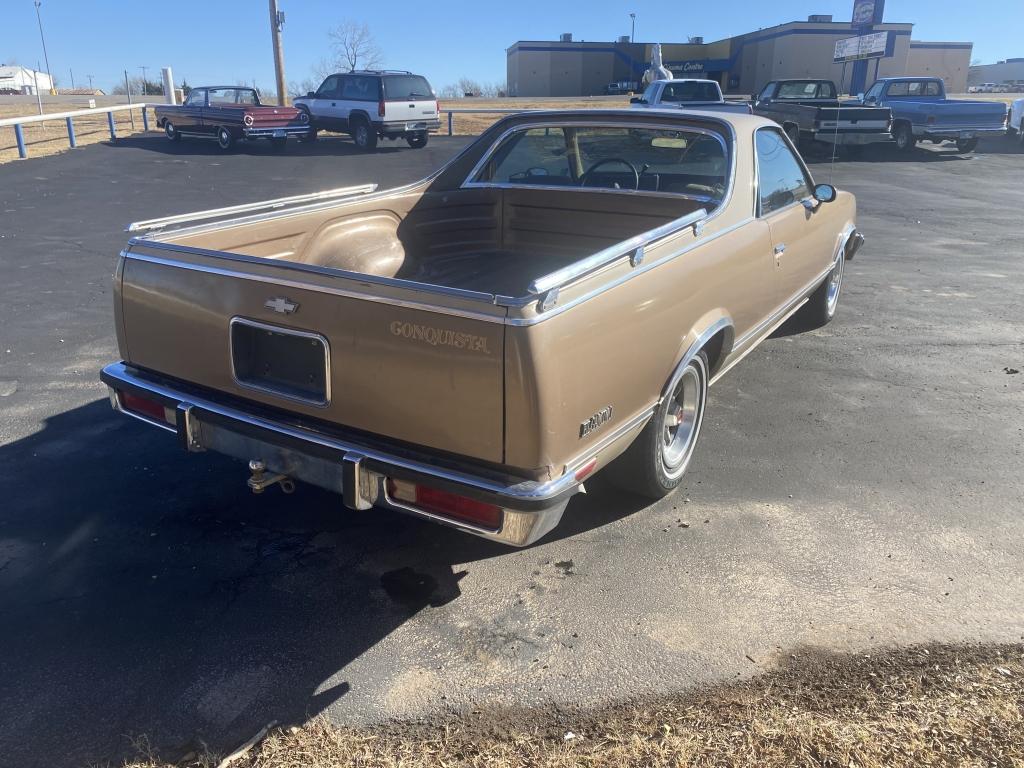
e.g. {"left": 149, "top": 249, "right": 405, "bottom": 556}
{"left": 101, "top": 109, "right": 863, "bottom": 546}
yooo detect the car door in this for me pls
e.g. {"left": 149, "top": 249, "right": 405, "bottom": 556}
{"left": 180, "top": 89, "right": 206, "bottom": 133}
{"left": 755, "top": 127, "right": 836, "bottom": 307}
{"left": 311, "top": 75, "right": 343, "bottom": 130}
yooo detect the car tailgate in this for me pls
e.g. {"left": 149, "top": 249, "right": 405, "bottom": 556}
{"left": 117, "top": 241, "right": 506, "bottom": 463}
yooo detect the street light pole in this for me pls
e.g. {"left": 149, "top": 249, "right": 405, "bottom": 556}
{"left": 268, "top": 0, "right": 288, "bottom": 105}
{"left": 139, "top": 65, "right": 149, "bottom": 95}
{"left": 87, "top": 74, "right": 93, "bottom": 91}
{"left": 630, "top": 12, "right": 636, "bottom": 43}
{"left": 33, "top": 1, "right": 55, "bottom": 94}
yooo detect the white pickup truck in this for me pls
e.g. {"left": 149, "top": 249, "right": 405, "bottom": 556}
{"left": 631, "top": 79, "right": 751, "bottom": 114}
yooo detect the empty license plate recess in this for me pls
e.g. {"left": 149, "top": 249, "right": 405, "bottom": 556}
{"left": 230, "top": 318, "right": 329, "bottom": 406}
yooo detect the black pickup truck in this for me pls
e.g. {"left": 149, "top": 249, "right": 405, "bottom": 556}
{"left": 752, "top": 79, "right": 892, "bottom": 152}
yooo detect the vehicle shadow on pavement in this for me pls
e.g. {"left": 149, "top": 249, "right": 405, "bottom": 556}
{"left": 803, "top": 136, "right": 1022, "bottom": 165}
{"left": 0, "top": 399, "right": 643, "bottom": 767}
{"left": 106, "top": 134, "right": 426, "bottom": 158}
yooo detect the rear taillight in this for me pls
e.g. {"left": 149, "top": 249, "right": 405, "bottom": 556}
{"left": 434, "top": 99, "right": 439, "bottom": 115}
{"left": 378, "top": 99, "right": 386, "bottom": 117}
{"left": 119, "top": 390, "right": 171, "bottom": 423}
{"left": 387, "top": 478, "right": 502, "bottom": 530}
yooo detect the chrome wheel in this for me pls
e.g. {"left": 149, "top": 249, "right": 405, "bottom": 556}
{"left": 164, "top": 121, "right": 178, "bottom": 141}
{"left": 826, "top": 256, "right": 844, "bottom": 316}
{"left": 217, "top": 128, "right": 233, "bottom": 150}
{"left": 660, "top": 356, "right": 707, "bottom": 480}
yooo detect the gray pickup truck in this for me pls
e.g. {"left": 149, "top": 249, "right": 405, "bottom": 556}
{"left": 631, "top": 79, "right": 751, "bottom": 114}
{"left": 753, "top": 79, "right": 892, "bottom": 151}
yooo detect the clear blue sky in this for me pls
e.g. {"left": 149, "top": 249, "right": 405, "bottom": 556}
{"left": 1, "top": 0, "right": 1017, "bottom": 93}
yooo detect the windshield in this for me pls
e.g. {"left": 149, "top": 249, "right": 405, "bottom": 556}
{"left": 383, "top": 75, "right": 434, "bottom": 101}
{"left": 472, "top": 124, "right": 729, "bottom": 201}
{"left": 207, "top": 88, "right": 260, "bottom": 105}
{"left": 661, "top": 81, "right": 720, "bottom": 102}
{"left": 776, "top": 81, "right": 835, "bottom": 99}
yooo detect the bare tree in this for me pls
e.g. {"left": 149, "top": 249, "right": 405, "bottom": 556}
{"left": 328, "top": 21, "right": 384, "bottom": 72}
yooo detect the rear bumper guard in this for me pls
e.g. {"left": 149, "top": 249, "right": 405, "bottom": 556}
{"left": 100, "top": 362, "right": 574, "bottom": 546}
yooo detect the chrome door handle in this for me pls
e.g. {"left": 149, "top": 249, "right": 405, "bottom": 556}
{"left": 774, "top": 244, "right": 786, "bottom": 254}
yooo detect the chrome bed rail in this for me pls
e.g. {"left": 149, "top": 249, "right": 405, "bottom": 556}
{"left": 125, "top": 183, "right": 379, "bottom": 234}
{"left": 527, "top": 207, "right": 708, "bottom": 296}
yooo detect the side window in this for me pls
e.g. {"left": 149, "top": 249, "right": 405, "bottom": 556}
{"left": 642, "top": 83, "right": 659, "bottom": 102}
{"left": 887, "top": 81, "right": 910, "bottom": 97}
{"left": 863, "top": 82, "right": 883, "bottom": 101}
{"left": 185, "top": 90, "right": 205, "bottom": 107}
{"left": 758, "top": 83, "right": 775, "bottom": 100}
{"left": 317, "top": 76, "right": 340, "bottom": 98}
{"left": 756, "top": 129, "right": 811, "bottom": 216}
{"left": 342, "top": 76, "right": 378, "bottom": 101}
{"left": 924, "top": 81, "right": 941, "bottom": 96}
{"left": 817, "top": 82, "right": 836, "bottom": 98}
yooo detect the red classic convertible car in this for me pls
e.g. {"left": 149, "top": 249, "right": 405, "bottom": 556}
{"left": 154, "top": 86, "right": 311, "bottom": 151}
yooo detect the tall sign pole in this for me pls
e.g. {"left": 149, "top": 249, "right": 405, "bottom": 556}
{"left": 33, "top": 1, "right": 56, "bottom": 94}
{"left": 269, "top": 0, "right": 288, "bottom": 105}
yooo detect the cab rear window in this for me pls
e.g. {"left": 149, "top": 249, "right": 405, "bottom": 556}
{"left": 383, "top": 76, "right": 434, "bottom": 101}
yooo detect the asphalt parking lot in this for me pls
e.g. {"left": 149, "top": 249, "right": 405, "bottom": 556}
{"left": 1, "top": 131, "right": 1022, "bottom": 767}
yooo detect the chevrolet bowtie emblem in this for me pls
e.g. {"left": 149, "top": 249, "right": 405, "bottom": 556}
{"left": 264, "top": 297, "right": 299, "bottom": 314}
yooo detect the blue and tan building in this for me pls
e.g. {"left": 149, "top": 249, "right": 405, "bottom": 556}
{"left": 506, "top": 16, "right": 972, "bottom": 97}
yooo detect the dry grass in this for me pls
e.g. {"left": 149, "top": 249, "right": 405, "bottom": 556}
{"left": 119, "top": 642, "right": 1024, "bottom": 768}
{"left": 437, "top": 96, "right": 631, "bottom": 135}
{"left": 0, "top": 102, "right": 153, "bottom": 163}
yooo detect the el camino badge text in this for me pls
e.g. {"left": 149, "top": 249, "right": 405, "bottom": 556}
{"left": 390, "top": 321, "right": 491, "bottom": 353}
{"left": 580, "top": 406, "right": 614, "bottom": 438}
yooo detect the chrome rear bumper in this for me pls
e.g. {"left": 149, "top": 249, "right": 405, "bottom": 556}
{"left": 100, "top": 362, "right": 575, "bottom": 546}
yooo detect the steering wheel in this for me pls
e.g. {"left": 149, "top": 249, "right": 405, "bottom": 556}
{"left": 580, "top": 158, "right": 640, "bottom": 190}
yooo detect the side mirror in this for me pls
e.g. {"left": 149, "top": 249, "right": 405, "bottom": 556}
{"left": 630, "top": 96, "right": 643, "bottom": 104}
{"left": 306, "top": 91, "right": 315, "bottom": 98}
{"left": 814, "top": 183, "right": 837, "bottom": 203}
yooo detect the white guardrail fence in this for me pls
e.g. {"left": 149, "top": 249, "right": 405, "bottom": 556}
{"left": 0, "top": 102, "right": 152, "bottom": 159}
{"left": 1, "top": 104, "right": 541, "bottom": 160}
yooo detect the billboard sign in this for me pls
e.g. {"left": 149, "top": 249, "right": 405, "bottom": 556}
{"left": 852, "top": 0, "right": 885, "bottom": 26}
{"left": 833, "top": 31, "right": 890, "bottom": 63}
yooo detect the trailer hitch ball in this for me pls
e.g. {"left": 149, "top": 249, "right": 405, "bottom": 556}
{"left": 247, "top": 459, "right": 294, "bottom": 494}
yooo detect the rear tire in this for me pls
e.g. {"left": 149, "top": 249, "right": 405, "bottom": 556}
{"left": 406, "top": 132, "right": 428, "bottom": 149}
{"left": 352, "top": 119, "right": 377, "bottom": 151}
{"left": 796, "top": 253, "right": 844, "bottom": 330}
{"left": 893, "top": 123, "right": 915, "bottom": 152}
{"left": 608, "top": 351, "right": 709, "bottom": 499}
{"left": 216, "top": 127, "right": 234, "bottom": 151}
{"left": 164, "top": 121, "right": 181, "bottom": 142}
{"left": 784, "top": 123, "right": 801, "bottom": 148}
{"left": 955, "top": 137, "right": 978, "bottom": 153}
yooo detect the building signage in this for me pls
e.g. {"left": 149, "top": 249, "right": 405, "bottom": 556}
{"left": 833, "top": 31, "right": 890, "bottom": 62}
{"left": 851, "top": 0, "right": 885, "bottom": 27}
{"left": 665, "top": 58, "right": 732, "bottom": 75}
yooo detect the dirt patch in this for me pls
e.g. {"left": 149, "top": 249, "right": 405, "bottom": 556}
{"left": 120, "top": 642, "right": 1023, "bottom": 767}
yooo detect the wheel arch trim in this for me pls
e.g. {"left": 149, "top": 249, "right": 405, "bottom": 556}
{"left": 660, "top": 315, "right": 734, "bottom": 404}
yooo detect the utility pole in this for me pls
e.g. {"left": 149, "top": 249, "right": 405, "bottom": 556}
{"left": 87, "top": 74, "right": 93, "bottom": 91}
{"left": 139, "top": 65, "right": 149, "bottom": 95}
{"left": 268, "top": 0, "right": 287, "bottom": 105}
{"left": 69, "top": 67, "right": 74, "bottom": 89}
{"left": 33, "top": 1, "right": 55, "bottom": 94}
{"left": 630, "top": 12, "right": 636, "bottom": 43}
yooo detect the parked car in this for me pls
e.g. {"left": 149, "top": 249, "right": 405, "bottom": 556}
{"left": 857, "top": 77, "right": 1008, "bottom": 152}
{"left": 102, "top": 109, "right": 863, "bottom": 547}
{"left": 605, "top": 81, "right": 640, "bottom": 95}
{"left": 292, "top": 70, "right": 440, "bottom": 150}
{"left": 752, "top": 79, "right": 891, "bottom": 152}
{"left": 630, "top": 78, "right": 751, "bottom": 114}
{"left": 154, "top": 86, "right": 310, "bottom": 151}
{"left": 1010, "top": 98, "right": 1024, "bottom": 144}
{"left": 971, "top": 82, "right": 998, "bottom": 94}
